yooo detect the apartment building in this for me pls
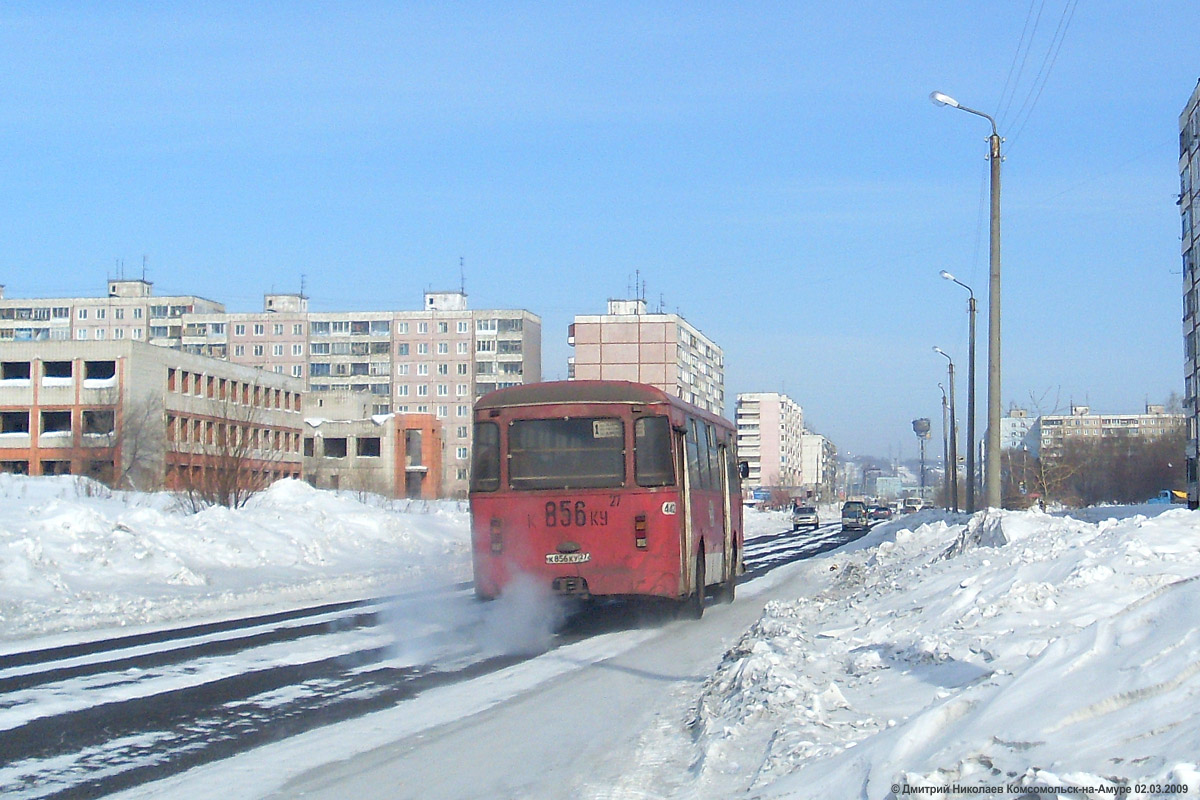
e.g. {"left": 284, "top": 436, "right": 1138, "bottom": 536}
{"left": 568, "top": 299, "right": 724, "bottom": 415}
{"left": 212, "top": 291, "right": 540, "bottom": 497}
{"left": 1001, "top": 408, "right": 1036, "bottom": 451}
{"left": 0, "top": 340, "right": 303, "bottom": 491}
{"left": 1181, "top": 78, "right": 1200, "bottom": 507}
{"left": 735, "top": 392, "right": 805, "bottom": 490}
{"left": 0, "top": 279, "right": 225, "bottom": 347}
{"left": 799, "top": 432, "right": 838, "bottom": 502}
{"left": 1029, "top": 405, "right": 1186, "bottom": 457}
{"left": 2, "top": 282, "right": 543, "bottom": 497}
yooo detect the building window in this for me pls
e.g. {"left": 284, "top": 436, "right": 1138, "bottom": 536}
{"left": 457, "top": 321, "right": 469, "bottom": 334}
{"left": 234, "top": 345, "right": 245, "bottom": 356}
{"left": 253, "top": 324, "right": 265, "bottom": 336}
{"left": 235, "top": 324, "right": 246, "bottom": 336}
{"left": 274, "top": 324, "right": 284, "bottom": 335}
{"left": 77, "top": 309, "right": 87, "bottom": 320}
{"left": 418, "top": 322, "right": 428, "bottom": 334}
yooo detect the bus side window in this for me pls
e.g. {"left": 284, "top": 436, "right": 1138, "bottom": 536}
{"left": 472, "top": 421, "right": 501, "bottom": 492}
{"left": 705, "top": 422, "right": 719, "bottom": 490}
{"left": 635, "top": 416, "right": 675, "bottom": 487}
{"left": 686, "top": 418, "right": 703, "bottom": 490}
{"left": 696, "top": 420, "right": 713, "bottom": 490}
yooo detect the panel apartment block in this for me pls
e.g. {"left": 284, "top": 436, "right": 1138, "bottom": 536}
{"left": 736, "top": 392, "right": 805, "bottom": 490}
{"left": 569, "top": 299, "right": 724, "bottom": 415}
{"left": 1182, "top": 78, "right": 1200, "bottom": 507}
{"left": 1, "top": 282, "right": 542, "bottom": 498}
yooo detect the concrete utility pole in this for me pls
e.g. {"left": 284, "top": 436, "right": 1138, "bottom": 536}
{"left": 931, "top": 91, "right": 1003, "bottom": 509}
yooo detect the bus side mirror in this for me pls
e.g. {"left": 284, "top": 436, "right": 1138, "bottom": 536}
{"left": 738, "top": 461, "right": 750, "bottom": 479}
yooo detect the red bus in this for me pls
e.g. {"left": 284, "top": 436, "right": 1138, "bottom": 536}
{"left": 469, "top": 380, "right": 744, "bottom": 618}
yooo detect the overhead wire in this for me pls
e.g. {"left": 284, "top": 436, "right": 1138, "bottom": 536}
{"left": 1006, "top": 0, "right": 1080, "bottom": 150}
{"left": 997, "top": 0, "right": 1046, "bottom": 130}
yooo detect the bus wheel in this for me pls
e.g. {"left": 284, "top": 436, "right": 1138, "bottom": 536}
{"left": 713, "top": 571, "right": 736, "bottom": 604}
{"left": 681, "top": 549, "right": 705, "bottom": 620}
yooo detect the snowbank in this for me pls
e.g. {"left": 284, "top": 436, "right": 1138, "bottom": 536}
{"left": 0, "top": 476, "right": 470, "bottom": 641}
{"left": 687, "top": 505, "right": 1200, "bottom": 797}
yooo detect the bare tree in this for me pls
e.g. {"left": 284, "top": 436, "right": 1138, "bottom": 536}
{"left": 115, "top": 393, "right": 167, "bottom": 491}
{"left": 176, "top": 383, "right": 288, "bottom": 510}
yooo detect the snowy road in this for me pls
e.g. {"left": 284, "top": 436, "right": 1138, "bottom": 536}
{"left": 1, "top": 520, "right": 868, "bottom": 800}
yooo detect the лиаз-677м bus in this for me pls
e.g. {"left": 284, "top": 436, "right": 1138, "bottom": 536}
{"left": 468, "top": 380, "right": 744, "bottom": 618}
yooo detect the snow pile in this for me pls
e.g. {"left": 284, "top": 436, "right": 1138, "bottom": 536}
{"left": 688, "top": 507, "right": 1200, "bottom": 798}
{"left": 0, "top": 475, "right": 470, "bottom": 639}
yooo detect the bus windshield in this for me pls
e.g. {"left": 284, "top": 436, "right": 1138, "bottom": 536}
{"left": 509, "top": 417, "right": 625, "bottom": 490}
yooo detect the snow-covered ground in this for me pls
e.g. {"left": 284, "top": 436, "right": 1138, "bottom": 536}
{"left": 0, "top": 475, "right": 471, "bottom": 645}
{"left": 4, "top": 476, "right": 1200, "bottom": 798}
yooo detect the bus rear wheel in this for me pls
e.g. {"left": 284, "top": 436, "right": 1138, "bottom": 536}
{"left": 680, "top": 549, "right": 705, "bottom": 620}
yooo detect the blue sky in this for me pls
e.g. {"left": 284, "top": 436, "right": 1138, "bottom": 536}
{"left": 1, "top": 2, "right": 1195, "bottom": 457}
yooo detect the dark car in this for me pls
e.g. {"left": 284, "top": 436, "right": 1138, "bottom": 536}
{"left": 841, "top": 500, "right": 870, "bottom": 532}
{"left": 870, "top": 505, "right": 892, "bottom": 520}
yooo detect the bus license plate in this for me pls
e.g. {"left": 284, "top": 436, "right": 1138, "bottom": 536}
{"left": 546, "top": 553, "right": 591, "bottom": 564}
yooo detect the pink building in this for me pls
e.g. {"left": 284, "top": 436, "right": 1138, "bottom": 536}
{"left": 568, "top": 299, "right": 724, "bottom": 415}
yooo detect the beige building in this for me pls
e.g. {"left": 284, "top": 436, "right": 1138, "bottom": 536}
{"left": 1031, "top": 405, "right": 1186, "bottom": 457}
{"left": 0, "top": 279, "right": 225, "bottom": 347}
{"left": 735, "top": 392, "right": 804, "bottom": 490}
{"left": 0, "top": 282, "right": 542, "bottom": 497}
{"left": 0, "top": 340, "right": 303, "bottom": 493}
{"left": 302, "top": 391, "right": 443, "bottom": 500}
{"left": 568, "top": 299, "right": 724, "bottom": 415}
{"left": 800, "top": 432, "right": 837, "bottom": 502}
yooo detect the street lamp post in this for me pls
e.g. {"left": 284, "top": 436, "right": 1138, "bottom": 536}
{"left": 940, "top": 270, "right": 976, "bottom": 514}
{"left": 938, "top": 383, "right": 949, "bottom": 510}
{"left": 934, "top": 346, "right": 958, "bottom": 512}
{"left": 931, "top": 91, "right": 1002, "bottom": 510}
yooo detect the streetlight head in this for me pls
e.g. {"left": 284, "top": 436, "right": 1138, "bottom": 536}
{"left": 939, "top": 270, "right": 956, "bottom": 281}
{"left": 930, "top": 91, "right": 960, "bottom": 108}
{"left": 933, "top": 346, "right": 945, "bottom": 355}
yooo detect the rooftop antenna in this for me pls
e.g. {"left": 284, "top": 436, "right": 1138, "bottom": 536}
{"left": 459, "top": 257, "right": 466, "bottom": 294}
{"left": 300, "top": 273, "right": 307, "bottom": 298}
{"left": 142, "top": 254, "right": 147, "bottom": 281}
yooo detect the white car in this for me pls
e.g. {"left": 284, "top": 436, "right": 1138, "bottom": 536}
{"left": 790, "top": 505, "right": 820, "bottom": 531}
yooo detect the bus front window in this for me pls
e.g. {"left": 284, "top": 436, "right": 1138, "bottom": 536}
{"left": 635, "top": 416, "right": 675, "bottom": 487}
{"left": 471, "top": 421, "right": 501, "bottom": 492}
{"left": 509, "top": 417, "right": 625, "bottom": 490}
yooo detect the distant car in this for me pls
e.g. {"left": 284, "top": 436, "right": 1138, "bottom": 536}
{"left": 841, "top": 500, "right": 870, "bottom": 532}
{"left": 1148, "top": 490, "right": 1187, "bottom": 504}
{"left": 791, "top": 505, "right": 820, "bottom": 531}
{"left": 870, "top": 505, "right": 892, "bottom": 520}
{"left": 902, "top": 497, "right": 924, "bottom": 514}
